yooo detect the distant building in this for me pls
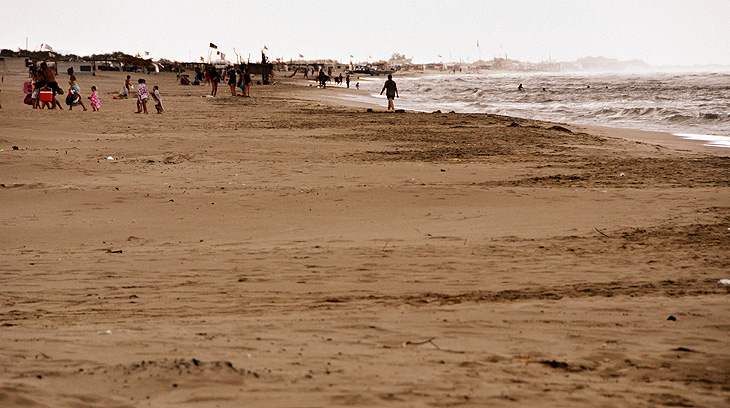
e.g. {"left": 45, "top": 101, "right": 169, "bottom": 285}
{"left": 56, "top": 61, "right": 94, "bottom": 75}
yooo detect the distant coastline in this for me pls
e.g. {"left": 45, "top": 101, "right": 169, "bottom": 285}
{"left": 3, "top": 48, "right": 729, "bottom": 76}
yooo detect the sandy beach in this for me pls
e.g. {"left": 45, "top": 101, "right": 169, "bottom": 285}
{"left": 1, "top": 70, "right": 729, "bottom": 407}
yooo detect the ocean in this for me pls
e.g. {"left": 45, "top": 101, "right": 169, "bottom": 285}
{"left": 343, "top": 71, "right": 730, "bottom": 148}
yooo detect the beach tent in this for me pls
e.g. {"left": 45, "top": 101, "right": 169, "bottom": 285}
{"left": 213, "top": 59, "right": 231, "bottom": 69}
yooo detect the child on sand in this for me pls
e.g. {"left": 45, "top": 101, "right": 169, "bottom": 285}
{"left": 90, "top": 86, "right": 101, "bottom": 111}
{"left": 124, "top": 75, "right": 132, "bottom": 97}
{"left": 31, "top": 69, "right": 45, "bottom": 109}
{"left": 136, "top": 78, "right": 148, "bottom": 114}
{"left": 151, "top": 85, "right": 164, "bottom": 113}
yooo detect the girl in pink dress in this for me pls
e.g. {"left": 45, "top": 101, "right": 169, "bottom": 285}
{"left": 90, "top": 86, "right": 101, "bottom": 111}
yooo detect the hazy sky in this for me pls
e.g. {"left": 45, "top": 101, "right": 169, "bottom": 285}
{"left": 2, "top": 0, "right": 728, "bottom": 66}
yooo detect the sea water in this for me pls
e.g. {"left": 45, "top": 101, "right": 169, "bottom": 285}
{"left": 343, "top": 71, "right": 730, "bottom": 148}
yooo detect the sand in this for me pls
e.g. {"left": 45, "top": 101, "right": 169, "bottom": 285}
{"left": 1, "top": 70, "right": 729, "bottom": 407}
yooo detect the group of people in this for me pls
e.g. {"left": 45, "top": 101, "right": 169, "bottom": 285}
{"left": 118, "top": 75, "right": 163, "bottom": 114}
{"left": 13, "top": 62, "right": 398, "bottom": 112}
{"left": 188, "top": 66, "right": 253, "bottom": 98}
{"left": 24, "top": 63, "right": 102, "bottom": 111}
{"left": 221, "top": 67, "right": 253, "bottom": 97}
{"left": 312, "top": 68, "right": 398, "bottom": 110}
{"left": 133, "top": 78, "right": 163, "bottom": 114}
{"left": 18, "top": 65, "right": 165, "bottom": 114}
{"left": 315, "top": 71, "right": 352, "bottom": 89}
{"left": 333, "top": 73, "right": 350, "bottom": 87}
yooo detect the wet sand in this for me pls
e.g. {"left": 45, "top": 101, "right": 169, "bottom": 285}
{"left": 1, "top": 71, "right": 729, "bottom": 407}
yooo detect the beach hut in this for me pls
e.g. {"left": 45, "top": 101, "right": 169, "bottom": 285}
{"left": 56, "top": 61, "right": 94, "bottom": 75}
{"left": 245, "top": 63, "right": 274, "bottom": 84}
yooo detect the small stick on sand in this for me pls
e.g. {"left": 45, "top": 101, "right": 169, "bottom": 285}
{"left": 382, "top": 241, "right": 390, "bottom": 251}
{"left": 595, "top": 228, "right": 610, "bottom": 238}
{"left": 402, "top": 337, "right": 441, "bottom": 350}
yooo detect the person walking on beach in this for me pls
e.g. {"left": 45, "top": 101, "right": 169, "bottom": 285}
{"left": 317, "top": 69, "right": 328, "bottom": 89}
{"left": 67, "top": 68, "right": 88, "bottom": 111}
{"left": 209, "top": 67, "right": 219, "bottom": 97}
{"left": 40, "top": 62, "right": 63, "bottom": 110}
{"left": 32, "top": 69, "right": 45, "bottom": 109}
{"left": 243, "top": 69, "right": 252, "bottom": 97}
{"left": 346, "top": 74, "right": 350, "bottom": 89}
{"left": 227, "top": 67, "right": 237, "bottom": 97}
{"left": 124, "top": 75, "right": 132, "bottom": 97}
{"left": 236, "top": 69, "right": 245, "bottom": 96}
{"left": 66, "top": 85, "right": 87, "bottom": 111}
{"left": 136, "top": 78, "right": 148, "bottom": 114}
{"left": 380, "top": 74, "right": 398, "bottom": 111}
{"left": 151, "top": 85, "right": 164, "bottom": 113}
{"left": 90, "top": 86, "right": 101, "bottom": 111}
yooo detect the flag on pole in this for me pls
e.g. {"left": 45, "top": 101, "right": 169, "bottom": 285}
{"left": 209, "top": 43, "right": 218, "bottom": 49}
{"left": 200, "top": 56, "right": 205, "bottom": 62}
{"left": 263, "top": 45, "right": 268, "bottom": 50}
{"left": 44, "top": 44, "right": 53, "bottom": 51}
{"left": 299, "top": 54, "right": 304, "bottom": 58}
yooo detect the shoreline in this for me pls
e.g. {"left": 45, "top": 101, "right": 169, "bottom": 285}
{"left": 280, "top": 76, "right": 727, "bottom": 156}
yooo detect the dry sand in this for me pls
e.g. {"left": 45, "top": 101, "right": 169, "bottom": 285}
{"left": 1, "top": 70, "right": 729, "bottom": 407}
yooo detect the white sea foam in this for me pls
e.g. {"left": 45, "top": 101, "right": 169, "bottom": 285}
{"left": 675, "top": 134, "right": 730, "bottom": 148}
{"left": 346, "top": 71, "right": 730, "bottom": 148}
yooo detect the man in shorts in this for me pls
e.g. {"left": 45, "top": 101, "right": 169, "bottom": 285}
{"left": 380, "top": 74, "right": 399, "bottom": 111}
{"left": 40, "top": 62, "right": 63, "bottom": 109}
